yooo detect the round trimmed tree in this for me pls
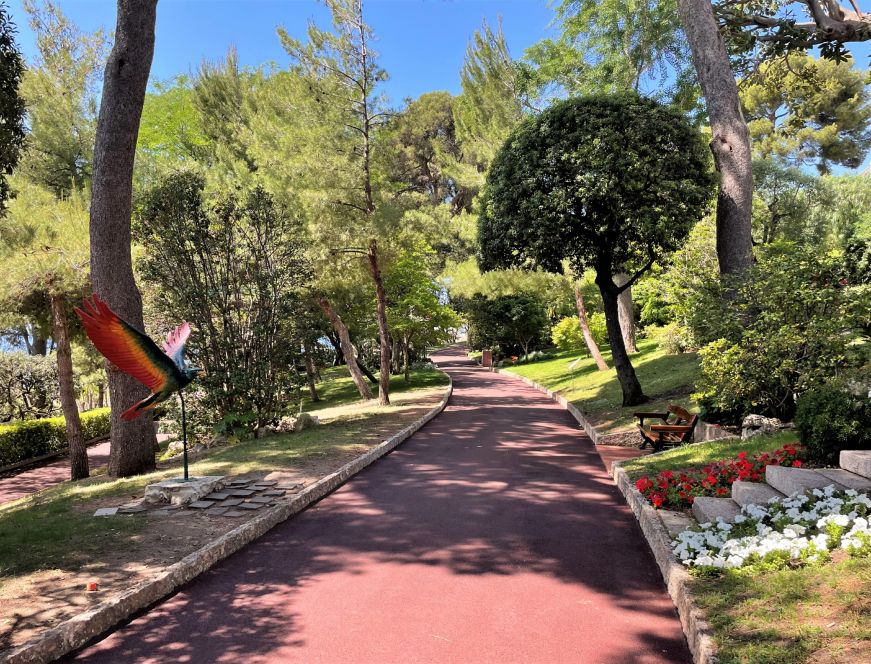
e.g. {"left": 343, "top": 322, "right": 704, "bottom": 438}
{"left": 478, "top": 94, "right": 713, "bottom": 405}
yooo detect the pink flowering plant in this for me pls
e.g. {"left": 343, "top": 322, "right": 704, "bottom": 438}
{"left": 635, "top": 444, "right": 805, "bottom": 510}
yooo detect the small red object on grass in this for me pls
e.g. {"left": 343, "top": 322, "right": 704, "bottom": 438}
{"left": 86, "top": 582, "right": 98, "bottom": 592}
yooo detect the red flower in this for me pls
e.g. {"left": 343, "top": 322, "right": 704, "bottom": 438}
{"left": 637, "top": 477, "right": 653, "bottom": 492}
{"left": 652, "top": 494, "right": 664, "bottom": 508}
{"left": 792, "top": 460, "right": 802, "bottom": 468}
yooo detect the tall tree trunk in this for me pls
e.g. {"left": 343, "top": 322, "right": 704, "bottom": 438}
{"left": 356, "top": 358, "right": 378, "bottom": 385}
{"left": 51, "top": 294, "right": 89, "bottom": 480}
{"left": 97, "top": 381, "right": 105, "bottom": 408}
{"left": 367, "top": 240, "right": 391, "bottom": 406}
{"left": 327, "top": 332, "right": 344, "bottom": 365}
{"left": 403, "top": 334, "right": 410, "bottom": 383}
{"left": 302, "top": 340, "right": 320, "bottom": 402}
{"left": 596, "top": 275, "right": 647, "bottom": 406}
{"left": 573, "top": 286, "right": 609, "bottom": 371}
{"left": 29, "top": 331, "right": 47, "bottom": 356}
{"left": 318, "top": 296, "right": 373, "bottom": 399}
{"left": 677, "top": 0, "right": 754, "bottom": 278}
{"left": 615, "top": 273, "right": 638, "bottom": 353}
{"left": 89, "top": 0, "right": 158, "bottom": 478}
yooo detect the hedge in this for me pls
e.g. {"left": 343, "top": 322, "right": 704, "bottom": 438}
{"left": 0, "top": 408, "right": 111, "bottom": 468}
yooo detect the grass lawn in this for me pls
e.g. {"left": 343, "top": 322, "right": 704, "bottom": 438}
{"left": 616, "top": 432, "right": 869, "bottom": 664}
{"left": 620, "top": 432, "right": 800, "bottom": 479}
{"left": 507, "top": 338, "right": 700, "bottom": 433}
{"left": 0, "top": 367, "right": 448, "bottom": 582}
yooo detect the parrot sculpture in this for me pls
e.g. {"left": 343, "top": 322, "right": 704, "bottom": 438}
{"left": 75, "top": 295, "right": 201, "bottom": 421}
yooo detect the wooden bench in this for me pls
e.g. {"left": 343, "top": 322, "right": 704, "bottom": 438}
{"left": 634, "top": 405, "right": 698, "bottom": 452}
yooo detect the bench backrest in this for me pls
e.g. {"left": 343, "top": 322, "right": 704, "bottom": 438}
{"left": 668, "top": 405, "right": 698, "bottom": 440}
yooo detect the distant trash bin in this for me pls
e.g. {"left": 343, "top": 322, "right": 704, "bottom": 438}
{"left": 482, "top": 350, "right": 492, "bottom": 368}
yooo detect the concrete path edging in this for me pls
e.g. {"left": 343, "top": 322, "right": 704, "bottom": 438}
{"left": 492, "top": 366, "right": 719, "bottom": 664}
{"left": 611, "top": 464, "right": 719, "bottom": 664}
{"left": 2, "top": 376, "right": 453, "bottom": 664}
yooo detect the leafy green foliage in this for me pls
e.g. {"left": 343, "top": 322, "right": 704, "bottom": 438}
{"left": 0, "top": 407, "right": 109, "bottom": 467}
{"left": 795, "top": 382, "right": 871, "bottom": 465}
{"left": 524, "top": 0, "right": 698, "bottom": 114}
{"left": 460, "top": 293, "right": 550, "bottom": 358}
{"left": 0, "top": 2, "right": 25, "bottom": 212}
{"left": 17, "top": 0, "right": 107, "bottom": 195}
{"left": 0, "top": 351, "right": 58, "bottom": 421}
{"left": 741, "top": 55, "right": 871, "bottom": 173}
{"left": 135, "top": 172, "right": 312, "bottom": 429}
{"left": 478, "top": 93, "right": 713, "bottom": 277}
{"left": 694, "top": 244, "right": 870, "bottom": 422}
{"left": 551, "top": 314, "right": 606, "bottom": 352}
{"left": 384, "top": 243, "right": 461, "bottom": 370}
{"left": 453, "top": 19, "right": 527, "bottom": 181}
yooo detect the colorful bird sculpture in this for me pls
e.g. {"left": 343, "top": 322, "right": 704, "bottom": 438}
{"left": 75, "top": 295, "right": 201, "bottom": 421}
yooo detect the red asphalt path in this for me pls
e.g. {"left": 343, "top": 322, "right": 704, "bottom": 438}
{"left": 0, "top": 441, "right": 111, "bottom": 505}
{"left": 66, "top": 346, "right": 690, "bottom": 664}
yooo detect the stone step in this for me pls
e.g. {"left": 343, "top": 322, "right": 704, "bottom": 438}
{"left": 817, "top": 468, "right": 871, "bottom": 492}
{"left": 840, "top": 451, "right": 871, "bottom": 480}
{"left": 731, "top": 480, "right": 784, "bottom": 507}
{"left": 658, "top": 509, "right": 694, "bottom": 537}
{"left": 765, "top": 466, "right": 844, "bottom": 497}
{"left": 692, "top": 496, "right": 741, "bottom": 524}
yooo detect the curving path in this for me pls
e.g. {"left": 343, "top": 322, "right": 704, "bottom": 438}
{"left": 0, "top": 441, "right": 111, "bottom": 506}
{"left": 66, "top": 346, "right": 689, "bottom": 663}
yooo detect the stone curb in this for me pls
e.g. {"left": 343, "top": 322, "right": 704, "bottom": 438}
{"left": 491, "top": 366, "right": 718, "bottom": 664}
{"left": 2, "top": 376, "right": 453, "bottom": 664}
{"left": 492, "top": 367, "right": 627, "bottom": 445}
{"left": 611, "top": 463, "right": 719, "bottom": 664}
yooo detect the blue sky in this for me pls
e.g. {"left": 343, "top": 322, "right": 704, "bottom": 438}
{"left": 6, "top": 0, "right": 871, "bottom": 172}
{"left": 7, "top": 0, "right": 557, "bottom": 102}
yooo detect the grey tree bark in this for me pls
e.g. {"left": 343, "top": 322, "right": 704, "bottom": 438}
{"left": 89, "top": 0, "right": 158, "bottom": 477}
{"left": 368, "top": 240, "right": 391, "bottom": 406}
{"left": 318, "top": 296, "right": 373, "bottom": 400}
{"left": 677, "top": 0, "right": 754, "bottom": 277}
{"left": 615, "top": 273, "right": 638, "bottom": 353}
{"left": 573, "top": 286, "right": 609, "bottom": 371}
{"left": 51, "top": 293, "right": 88, "bottom": 480}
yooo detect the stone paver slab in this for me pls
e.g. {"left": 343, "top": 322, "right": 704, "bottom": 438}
{"left": 204, "top": 492, "right": 231, "bottom": 500}
{"left": 817, "top": 468, "right": 871, "bottom": 492}
{"left": 765, "top": 466, "right": 845, "bottom": 497}
{"left": 731, "top": 480, "right": 784, "bottom": 507}
{"left": 840, "top": 451, "right": 871, "bottom": 480}
{"left": 692, "top": 496, "right": 741, "bottom": 524}
{"left": 239, "top": 501, "right": 264, "bottom": 510}
{"left": 229, "top": 489, "right": 255, "bottom": 497}
{"left": 658, "top": 509, "right": 694, "bottom": 537}
{"left": 93, "top": 507, "right": 118, "bottom": 517}
{"left": 188, "top": 501, "right": 214, "bottom": 509}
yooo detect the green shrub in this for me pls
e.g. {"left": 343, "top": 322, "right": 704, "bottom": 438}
{"left": 551, "top": 315, "right": 608, "bottom": 354}
{"left": 551, "top": 316, "right": 584, "bottom": 352}
{"left": 693, "top": 244, "right": 869, "bottom": 423}
{"left": 0, "top": 352, "right": 60, "bottom": 421}
{"left": 795, "top": 383, "right": 871, "bottom": 465}
{"left": 645, "top": 323, "right": 686, "bottom": 355}
{"left": 0, "top": 407, "right": 111, "bottom": 467}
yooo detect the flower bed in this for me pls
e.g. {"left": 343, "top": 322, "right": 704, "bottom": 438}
{"left": 635, "top": 443, "right": 804, "bottom": 509}
{"left": 673, "top": 485, "right": 871, "bottom": 570}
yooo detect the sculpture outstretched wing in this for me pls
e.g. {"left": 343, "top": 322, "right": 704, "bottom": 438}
{"left": 74, "top": 294, "right": 177, "bottom": 392}
{"left": 163, "top": 322, "right": 191, "bottom": 370}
